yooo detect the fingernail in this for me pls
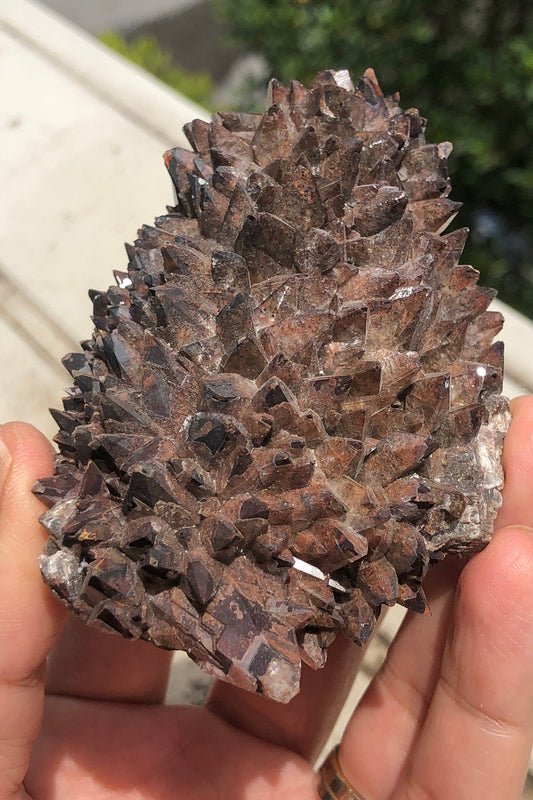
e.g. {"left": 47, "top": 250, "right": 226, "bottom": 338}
{"left": 500, "top": 524, "right": 533, "bottom": 536}
{"left": 0, "top": 434, "right": 12, "bottom": 497}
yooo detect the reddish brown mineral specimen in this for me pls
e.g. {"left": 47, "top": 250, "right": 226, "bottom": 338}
{"left": 35, "top": 69, "right": 509, "bottom": 702}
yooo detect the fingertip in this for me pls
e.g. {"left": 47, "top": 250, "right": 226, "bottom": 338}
{"left": 504, "top": 395, "right": 533, "bottom": 462}
{"left": 456, "top": 525, "right": 533, "bottom": 655}
{"left": 0, "top": 424, "right": 54, "bottom": 527}
{"left": 0, "top": 422, "right": 56, "bottom": 603}
{"left": 509, "top": 394, "right": 533, "bottom": 415}
{"left": 0, "top": 422, "right": 54, "bottom": 477}
{"left": 490, "top": 524, "right": 533, "bottom": 595}
{"left": 503, "top": 396, "right": 533, "bottom": 473}
{"left": 475, "top": 524, "right": 533, "bottom": 585}
{"left": 497, "top": 396, "right": 533, "bottom": 529}
{"left": 0, "top": 422, "right": 68, "bottom": 677}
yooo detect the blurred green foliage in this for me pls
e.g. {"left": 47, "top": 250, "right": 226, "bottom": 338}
{"left": 212, "top": 0, "right": 533, "bottom": 316}
{"left": 99, "top": 31, "right": 214, "bottom": 109}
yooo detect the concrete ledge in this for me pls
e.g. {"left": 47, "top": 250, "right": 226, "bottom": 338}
{"left": 0, "top": 0, "right": 210, "bottom": 145}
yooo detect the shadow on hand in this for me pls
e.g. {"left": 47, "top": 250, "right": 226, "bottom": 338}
{"left": 28, "top": 693, "right": 317, "bottom": 799}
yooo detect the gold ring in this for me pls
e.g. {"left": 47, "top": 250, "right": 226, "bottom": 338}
{"left": 317, "top": 745, "right": 368, "bottom": 800}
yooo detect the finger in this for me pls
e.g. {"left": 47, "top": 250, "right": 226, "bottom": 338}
{"left": 0, "top": 422, "right": 67, "bottom": 800}
{"left": 338, "top": 557, "right": 463, "bottom": 800}
{"left": 46, "top": 616, "right": 172, "bottom": 704}
{"left": 207, "top": 634, "right": 365, "bottom": 763}
{"left": 496, "top": 394, "right": 533, "bottom": 529}
{"left": 395, "top": 525, "right": 533, "bottom": 800}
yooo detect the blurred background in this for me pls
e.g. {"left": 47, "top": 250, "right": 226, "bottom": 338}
{"left": 41, "top": 0, "right": 533, "bottom": 319}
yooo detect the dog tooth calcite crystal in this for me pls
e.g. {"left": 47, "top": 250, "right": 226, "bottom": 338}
{"left": 35, "top": 69, "right": 510, "bottom": 702}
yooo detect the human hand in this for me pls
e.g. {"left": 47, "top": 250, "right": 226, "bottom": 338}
{"left": 2, "top": 397, "right": 533, "bottom": 799}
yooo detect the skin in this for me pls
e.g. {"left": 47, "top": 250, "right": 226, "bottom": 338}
{"left": 1, "top": 396, "right": 533, "bottom": 800}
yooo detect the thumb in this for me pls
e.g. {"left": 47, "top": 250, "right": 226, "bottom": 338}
{"left": 0, "top": 422, "right": 67, "bottom": 799}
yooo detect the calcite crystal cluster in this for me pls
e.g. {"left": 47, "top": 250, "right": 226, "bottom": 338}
{"left": 35, "top": 69, "right": 509, "bottom": 702}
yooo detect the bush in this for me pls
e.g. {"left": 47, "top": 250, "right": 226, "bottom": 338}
{"left": 212, "top": 0, "right": 533, "bottom": 316}
{"left": 99, "top": 31, "right": 214, "bottom": 109}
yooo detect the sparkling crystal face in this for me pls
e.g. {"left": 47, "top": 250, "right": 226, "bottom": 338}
{"left": 35, "top": 69, "right": 509, "bottom": 702}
